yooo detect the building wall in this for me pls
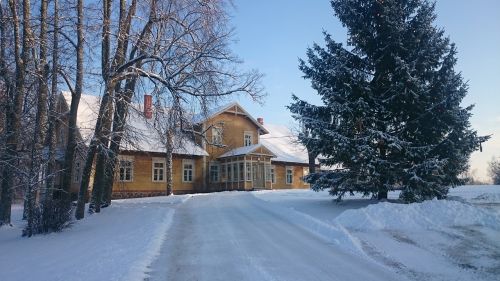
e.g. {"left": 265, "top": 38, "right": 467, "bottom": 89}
{"left": 204, "top": 108, "right": 262, "bottom": 160}
{"left": 111, "top": 152, "right": 204, "bottom": 198}
{"left": 271, "top": 162, "right": 310, "bottom": 189}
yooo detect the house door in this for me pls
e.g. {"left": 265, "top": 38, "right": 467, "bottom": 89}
{"left": 252, "top": 163, "right": 265, "bottom": 188}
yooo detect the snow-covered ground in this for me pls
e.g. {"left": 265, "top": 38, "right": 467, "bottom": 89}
{"left": 253, "top": 185, "right": 500, "bottom": 281}
{"left": 1, "top": 185, "right": 499, "bottom": 281}
{"left": 0, "top": 195, "right": 190, "bottom": 281}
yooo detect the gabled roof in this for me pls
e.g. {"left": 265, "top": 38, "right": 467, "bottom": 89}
{"left": 260, "top": 123, "right": 319, "bottom": 165}
{"left": 61, "top": 92, "right": 208, "bottom": 156}
{"left": 218, "top": 143, "right": 276, "bottom": 159}
{"left": 192, "top": 102, "right": 269, "bottom": 134}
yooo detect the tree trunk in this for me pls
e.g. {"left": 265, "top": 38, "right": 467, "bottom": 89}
{"left": 0, "top": 0, "right": 29, "bottom": 226}
{"left": 102, "top": 80, "right": 137, "bottom": 205}
{"left": 24, "top": 0, "right": 49, "bottom": 236}
{"left": 90, "top": 95, "right": 114, "bottom": 213}
{"left": 165, "top": 129, "right": 174, "bottom": 196}
{"left": 308, "top": 151, "right": 317, "bottom": 174}
{"left": 60, "top": 0, "right": 84, "bottom": 210}
{"left": 44, "top": 0, "right": 58, "bottom": 196}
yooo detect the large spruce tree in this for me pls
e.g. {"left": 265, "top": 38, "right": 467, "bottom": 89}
{"left": 289, "top": 0, "right": 489, "bottom": 202}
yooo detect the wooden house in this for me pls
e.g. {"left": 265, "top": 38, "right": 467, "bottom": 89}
{"left": 58, "top": 92, "right": 314, "bottom": 198}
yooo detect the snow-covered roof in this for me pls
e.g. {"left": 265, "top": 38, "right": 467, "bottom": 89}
{"left": 62, "top": 92, "right": 208, "bottom": 156}
{"left": 218, "top": 143, "right": 276, "bottom": 158}
{"left": 260, "top": 123, "right": 314, "bottom": 165}
{"left": 192, "top": 102, "right": 269, "bottom": 134}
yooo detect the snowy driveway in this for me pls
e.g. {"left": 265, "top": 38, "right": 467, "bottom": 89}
{"left": 146, "top": 192, "right": 400, "bottom": 281}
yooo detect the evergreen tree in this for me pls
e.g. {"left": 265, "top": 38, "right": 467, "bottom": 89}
{"left": 289, "top": 0, "right": 489, "bottom": 202}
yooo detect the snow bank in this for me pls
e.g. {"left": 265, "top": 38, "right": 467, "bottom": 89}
{"left": 334, "top": 199, "right": 500, "bottom": 231}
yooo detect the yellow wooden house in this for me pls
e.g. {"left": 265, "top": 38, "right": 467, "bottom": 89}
{"left": 58, "top": 92, "right": 313, "bottom": 198}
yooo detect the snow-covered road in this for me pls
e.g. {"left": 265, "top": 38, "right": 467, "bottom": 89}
{"left": 146, "top": 192, "right": 401, "bottom": 281}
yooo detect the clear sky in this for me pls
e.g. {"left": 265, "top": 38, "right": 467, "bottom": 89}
{"left": 228, "top": 0, "right": 500, "bottom": 182}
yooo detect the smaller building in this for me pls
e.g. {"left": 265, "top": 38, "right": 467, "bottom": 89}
{"left": 57, "top": 93, "right": 315, "bottom": 198}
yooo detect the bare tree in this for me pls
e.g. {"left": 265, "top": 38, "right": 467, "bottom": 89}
{"left": 489, "top": 158, "right": 500, "bottom": 185}
{"left": 0, "top": 0, "right": 33, "bottom": 226}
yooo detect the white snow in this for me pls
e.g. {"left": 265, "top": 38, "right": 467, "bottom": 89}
{"left": 260, "top": 123, "right": 311, "bottom": 164}
{"left": 0, "top": 195, "right": 190, "bottom": 281}
{"left": 62, "top": 92, "right": 207, "bottom": 156}
{"left": 1, "top": 185, "right": 499, "bottom": 281}
{"left": 218, "top": 143, "right": 275, "bottom": 158}
{"left": 335, "top": 199, "right": 500, "bottom": 231}
{"left": 253, "top": 185, "right": 500, "bottom": 281}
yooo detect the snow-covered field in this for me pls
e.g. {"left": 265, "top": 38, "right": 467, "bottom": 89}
{"left": 1, "top": 185, "right": 499, "bottom": 281}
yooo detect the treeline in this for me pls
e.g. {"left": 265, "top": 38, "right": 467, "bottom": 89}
{"left": 0, "top": 0, "right": 262, "bottom": 236}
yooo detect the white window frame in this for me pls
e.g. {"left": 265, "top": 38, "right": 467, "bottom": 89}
{"left": 212, "top": 127, "right": 223, "bottom": 145}
{"left": 286, "top": 166, "right": 293, "bottom": 185}
{"left": 265, "top": 164, "right": 271, "bottom": 182}
{"left": 182, "top": 159, "right": 195, "bottom": 183}
{"left": 152, "top": 158, "right": 166, "bottom": 182}
{"left": 244, "top": 131, "right": 253, "bottom": 146}
{"left": 210, "top": 162, "right": 220, "bottom": 183}
{"left": 245, "top": 162, "right": 252, "bottom": 181}
{"left": 118, "top": 156, "right": 134, "bottom": 182}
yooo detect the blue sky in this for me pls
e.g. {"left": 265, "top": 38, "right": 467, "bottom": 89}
{"left": 229, "top": 0, "right": 500, "bottom": 181}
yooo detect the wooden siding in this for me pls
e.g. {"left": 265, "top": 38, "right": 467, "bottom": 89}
{"left": 111, "top": 152, "right": 204, "bottom": 197}
{"left": 271, "top": 162, "right": 310, "bottom": 189}
{"left": 204, "top": 109, "right": 263, "bottom": 161}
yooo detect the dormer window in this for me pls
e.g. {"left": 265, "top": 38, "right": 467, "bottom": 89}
{"left": 244, "top": 131, "right": 253, "bottom": 146}
{"left": 212, "top": 127, "right": 223, "bottom": 145}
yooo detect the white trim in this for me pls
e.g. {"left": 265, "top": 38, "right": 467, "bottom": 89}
{"left": 209, "top": 161, "right": 220, "bottom": 183}
{"left": 118, "top": 155, "right": 134, "bottom": 182}
{"left": 182, "top": 159, "right": 195, "bottom": 183}
{"left": 244, "top": 131, "right": 253, "bottom": 146}
{"left": 286, "top": 166, "right": 293, "bottom": 185}
{"left": 152, "top": 157, "right": 166, "bottom": 182}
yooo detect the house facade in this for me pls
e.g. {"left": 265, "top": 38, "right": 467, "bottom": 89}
{"left": 59, "top": 93, "right": 312, "bottom": 198}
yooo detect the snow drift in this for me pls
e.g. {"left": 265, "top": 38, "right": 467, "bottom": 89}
{"left": 334, "top": 199, "right": 500, "bottom": 231}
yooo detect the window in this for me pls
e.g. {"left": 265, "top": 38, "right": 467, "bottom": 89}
{"left": 227, "top": 163, "right": 232, "bottom": 182}
{"left": 244, "top": 131, "right": 253, "bottom": 146}
{"left": 265, "top": 164, "right": 271, "bottom": 182}
{"left": 182, "top": 159, "right": 194, "bottom": 182}
{"left": 73, "top": 161, "right": 81, "bottom": 183}
{"left": 221, "top": 164, "right": 226, "bottom": 182}
{"left": 302, "top": 167, "right": 309, "bottom": 183}
{"left": 270, "top": 165, "right": 276, "bottom": 184}
{"left": 232, "top": 163, "right": 238, "bottom": 182}
{"left": 152, "top": 159, "right": 165, "bottom": 182}
{"left": 246, "top": 162, "right": 252, "bottom": 181}
{"left": 212, "top": 127, "right": 223, "bottom": 145}
{"left": 119, "top": 157, "right": 134, "bottom": 182}
{"left": 286, "top": 166, "right": 293, "bottom": 184}
{"left": 210, "top": 163, "right": 219, "bottom": 182}
{"left": 239, "top": 162, "right": 244, "bottom": 182}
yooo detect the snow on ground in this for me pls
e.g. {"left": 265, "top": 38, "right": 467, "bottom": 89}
{"left": 1, "top": 186, "right": 499, "bottom": 281}
{"left": 0, "top": 195, "right": 190, "bottom": 281}
{"left": 253, "top": 185, "right": 500, "bottom": 281}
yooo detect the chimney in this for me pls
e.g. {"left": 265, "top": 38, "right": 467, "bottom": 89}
{"left": 257, "top": 117, "right": 264, "bottom": 125}
{"left": 144, "top": 94, "right": 152, "bottom": 119}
